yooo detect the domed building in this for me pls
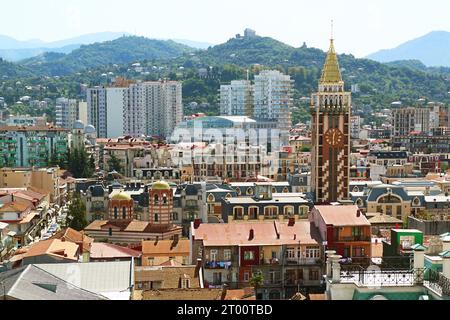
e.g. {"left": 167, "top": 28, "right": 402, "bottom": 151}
{"left": 149, "top": 181, "right": 173, "bottom": 225}
{"left": 109, "top": 191, "right": 134, "bottom": 220}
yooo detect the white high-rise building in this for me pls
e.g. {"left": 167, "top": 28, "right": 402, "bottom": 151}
{"left": 88, "top": 80, "right": 182, "bottom": 139}
{"left": 55, "top": 98, "right": 78, "bottom": 129}
{"left": 253, "top": 70, "right": 293, "bottom": 132}
{"left": 77, "top": 101, "right": 88, "bottom": 125}
{"left": 220, "top": 80, "right": 253, "bottom": 116}
{"left": 87, "top": 87, "right": 107, "bottom": 137}
{"left": 106, "top": 87, "right": 127, "bottom": 138}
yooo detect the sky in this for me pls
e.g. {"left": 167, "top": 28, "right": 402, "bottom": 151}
{"left": 1, "top": 0, "right": 450, "bottom": 57}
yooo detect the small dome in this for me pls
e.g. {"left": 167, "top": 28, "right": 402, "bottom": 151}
{"left": 85, "top": 125, "right": 96, "bottom": 134}
{"left": 111, "top": 191, "right": 132, "bottom": 201}
{"left": 151, "top": 181, "right": 171, "bottom": 190}
{"left": 73, "top": 120, "right": 85, "bottom": 130}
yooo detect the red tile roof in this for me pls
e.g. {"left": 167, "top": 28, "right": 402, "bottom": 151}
{"left": 90, "top": 243, "right": 142, "bottom": 259}
{"left": 313, "top": 205, "right": 371, "bottom": 227}
{"left": 192, "top": 221, "right": 320, "bottom": 247}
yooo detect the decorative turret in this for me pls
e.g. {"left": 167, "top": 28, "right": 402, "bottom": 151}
{"left": 149, "top": 181, "right": 173, "bottom": 225}
{"left": 109, "top": 191, "right": 134, "bottom": 220}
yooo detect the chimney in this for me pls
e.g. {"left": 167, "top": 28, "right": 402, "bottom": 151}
{"left": 288, "top": 218, "right": 295, "bottom": 227}
{"left": 154, "top": 236, "right": 159, "bottom": 245}
{"left": 249, "top": 229, "right": 254, "bottom": 241}
{"left": 194, "top": 258, "right": 203, "bottom": 278}
{"left": 194, "top": 219, "right": 201, "bottom": 229}
{"left": 294, "top": 234, "right": 297, "bottom": 241}
{"left": 357, "top": 210, "right": 361, "bottom": 218}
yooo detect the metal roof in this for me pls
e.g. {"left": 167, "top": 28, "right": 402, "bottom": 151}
{"left": 37, "top": 261, "right": 133, "bottom": 296}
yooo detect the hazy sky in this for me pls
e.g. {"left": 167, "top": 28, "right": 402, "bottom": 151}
{"left": 2, "top": 0, "right": 450, "bottom": 57}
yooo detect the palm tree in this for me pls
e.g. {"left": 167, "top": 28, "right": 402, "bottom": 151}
{"left": 249, "top": 272, "right": 264, "bottom": 300}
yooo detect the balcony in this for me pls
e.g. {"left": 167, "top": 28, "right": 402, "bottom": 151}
{"left": 284, "top": 258, "right": 322, "bottom": 266}
{"left": 335, "top": 236, "right": 371, "bottom": 242}
{"left": 204, "top": 261, "right": 233, "bottom": 269}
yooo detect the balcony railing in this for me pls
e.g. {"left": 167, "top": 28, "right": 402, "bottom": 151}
{"left": 335, "top": 236, "right": 372, "bottom": 242}
{"left": 204, "top": 261, "right": 233, "bottom": 269}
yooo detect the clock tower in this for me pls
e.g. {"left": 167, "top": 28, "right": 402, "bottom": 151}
{"left": 311, "top": 36, "right": 351, "bottom": 203}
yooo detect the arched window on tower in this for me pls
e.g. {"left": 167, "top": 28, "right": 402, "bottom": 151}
{"left": 154, "top": 194, "right": 159, "bottom": 204}
{"left": 163, "top": 195, "right": 168, "bottom": 204}
{"left": 114, "top": 207, "right": 118, "bottom": 219}
{"left": 154, "top": 214, "right": 159, "bottom": 222}
{"left": 122, "top": 207, "right": 127, "bottom": 219}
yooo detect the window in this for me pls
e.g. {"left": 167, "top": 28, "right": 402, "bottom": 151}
{"left": 246, "top": 188, "right": 254, "bottom": 196}
{"left": 114, "top": 207, "right": 118, "bottom": 219}
{"left": 224, "top": 249, "right": 232, "bottom": 261}
{"left": 163, "top": 196, "right": 167, "bottom": 204}
{"left": 154, "top": 214, "right": 159, "bottom": 222}
{"left": 108, "top": 228, "right": 112, "bottom": 236}
{"left": 305, "top": 247, "right": 320, "bottom": 259}
{"left": 210, "top": 249, "right": 218, "bottom": 262}
{"left": 234, "top": 207, "right": 244, "bottom": 219}
{"left": 300, "top": 206, "right": 309, "bottom": 216}
{"left": 309, "top": 269, "right": 319, "bottom": 281}
{"left": 249, "top": 207, "right": 259, "bottom": 219}
{"left": 264, "top": 207, "right": 278, "bottom": 218}
{"left": 172, "top": 212, "right": 178, "bottom": 221}
{"left": 284, "top": 206, "right": 295, "bottom": 216}
{"left": 147, "top": 257, "right": 155, "bottom": 266}
{"left": 244, "top": 251, "right": 254, "bottom": 261}
{"left": 283, "top": 187, "right": 289, "bottom": 193}
{"left": 122, "top": 207, "right": 127, "bottom": 219}
{"left": 352, "top": 247, "right": 366, "bottom": 257}
{"left": 244, "top": 272, "right": 250, "bottom": 282}
{"left": 286, "top": 248, "right": 295, "bottom": 259}
{"left": 352, "top": 227, "right": 362, "bottom": 237}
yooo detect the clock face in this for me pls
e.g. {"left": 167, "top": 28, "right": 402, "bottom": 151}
{"left": 325, "top": 128, "right": 344, "bottom": 147}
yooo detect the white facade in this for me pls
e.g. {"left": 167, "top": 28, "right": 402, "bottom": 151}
{"left": 106, "top": 88, "right": 127, "bottom": 138}
{"left": 88, "top": 81, "right": 182, "bottom": 139}
{"left": 87, "top": 87, "right": 107, "bottom": 138}
{"left": 78, "top": 101, "right": 88, "bottom": 125}
{"left": 219, "top": 80, "right": 253, "bottom": 116}
{"left": 55, "top": 98, "right": 78, "bottom": 129}
{"left": 253, "top": 70, "right": 293, "bottom": 132}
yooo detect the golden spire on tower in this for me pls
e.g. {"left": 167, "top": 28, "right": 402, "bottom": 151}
{"left": 319, "top": 20, "right": 343, "bottom": 84}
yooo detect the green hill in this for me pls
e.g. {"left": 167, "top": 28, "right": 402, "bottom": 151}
{"left": 20, "top": 36, "right": 195, "bottom": 76}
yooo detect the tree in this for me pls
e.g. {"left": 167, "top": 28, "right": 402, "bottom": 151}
{"left": 67, "top": 194, "right": 88, "bottom": 231}
{"left": 67, "top": 147, "right": 95, "bottom": 178}
{"left": 249, "top": 272, "right": 264, "bottom": 300}
{"left": 107, "top": 153, "right": 123, "bottom": 174}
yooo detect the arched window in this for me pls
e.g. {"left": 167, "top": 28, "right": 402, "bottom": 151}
{"left": 154, "top": 214, "right": 159, "bottom": 222}
{"left": 233, "top": 207, "right": 244, "bottom": 220}
{"left": 208, "top": 194, "right": 215, "bottom": 203}
{"left": 154, "top": 194, "right": 159, "bottom": 204}
{"left": 236, "top": 188, "right": 242, "bottom": 196}
{"left": 163, "top": 195, "right": 168, "bottom": 204}
{"left": 246, "top": 188, "right": 254, "bottom": 196}
{"left": 108, "top": 228, "right": 112, "bottom": 236}
{"left": 283, "top": 187, "right": 289, "bottom": 193}
{"left": 284, "top": 206, "right": 295, "bottom": 217}
{"left": 114, "top": 207, "right": 118, "bottom": 219}
{"left": 249, "top": 207, "right": 259, "bottom": 219}
{"left": 226, "top": 193, "right": 232, "bottom": 199}
{"left": 122, "top": 207, "right": 127, "bottom": 219}
{"left": 264, "top": 207, "right": 278, "bottom": 218}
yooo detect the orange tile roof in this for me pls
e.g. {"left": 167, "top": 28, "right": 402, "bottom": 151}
{"left": 0, "top": 202, "right": 31, "bottom": 213}
{"left": 53, "top": 228, "right": 94, "bottom": 252}
{"left": 224, "top": 288, "right": 256, "bottom": 300}
{"left": 24, "top": 239, "right": 79, "bottom": 261}
{"left": 142, "top": 239, "right": 190, "bottom": 256}
{"left": 313, "top": 205, "right": 371, "bottom": 227}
